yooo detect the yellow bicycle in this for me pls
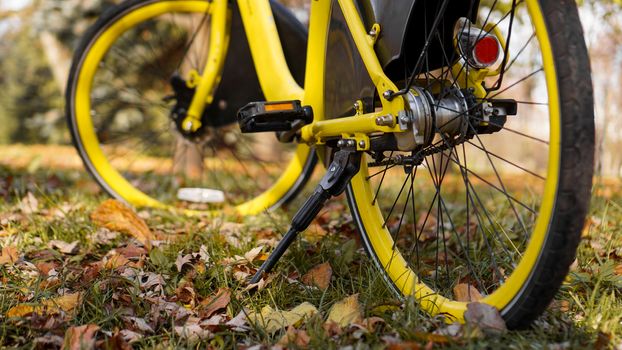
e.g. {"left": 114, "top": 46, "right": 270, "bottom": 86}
{"left": 66, "top": 0, "right": 594, "bottom": 328}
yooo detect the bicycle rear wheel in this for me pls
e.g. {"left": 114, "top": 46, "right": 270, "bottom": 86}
{"left": 348, "top": 0, "right": 593, "bottom": 328}
{"left": 66, "top": 0, "right": 315, "bottom": 215}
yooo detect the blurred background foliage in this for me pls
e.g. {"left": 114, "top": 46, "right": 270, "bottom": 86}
{"left": 0, "top": 0, "right": 621, "bottom": 174}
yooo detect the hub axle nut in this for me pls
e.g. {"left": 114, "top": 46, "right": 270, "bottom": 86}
{"left": 375, "top": 114, "right": 395, "bottom": 127}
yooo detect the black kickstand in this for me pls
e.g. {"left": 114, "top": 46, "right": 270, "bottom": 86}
{"left": 250, "top": 145, "right": 361, "bottom": 284}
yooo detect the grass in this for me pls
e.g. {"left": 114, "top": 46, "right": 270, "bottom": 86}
{"left": 0, "top": 161, "right": 621, "bottom": 349}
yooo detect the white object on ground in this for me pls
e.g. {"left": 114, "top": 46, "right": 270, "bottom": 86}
{"left": 177, "top": 188, "right": 226, "bottom": 203}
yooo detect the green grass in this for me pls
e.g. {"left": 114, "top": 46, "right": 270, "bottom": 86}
{"left": 0, "top": 164, "right": 620, "bottom": 349}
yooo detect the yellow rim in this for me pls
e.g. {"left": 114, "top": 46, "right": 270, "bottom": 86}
{"left": 71, "top": 0, "right": 312, "bottom": 215}
{"left": 349, "top": 0, "right": 560, "bottom": 322}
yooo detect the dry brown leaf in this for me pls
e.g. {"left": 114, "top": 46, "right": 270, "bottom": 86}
{"left": 413, "top": 331, "right": 453, "bottom": 344}
{"left": 277, "top": 326, "right": 311, "bottom": 348}
{"left": 6, "top": 292, "right": 82, "bottom": 318}
{"left": 355, "top": 316, "right": 385, "bottom": 332}
{"left": 304, "top": 222, "right": 328, "bottom": 242}
{"left": 464, "top": 302, "right": 507, "bottom": 335}
{"left": 104, "top": 254, "right": 132, "bottom": 270}
{"left": 386, "top": 342, "right": 422, "bottom": 350}
{"left": 91, "top": 199, "right": 154, "bottom": 250}
{"left": 48, "top": 240, "right": 79, "bottom": 255}
{"left": 244, "top": 246, "right": 264, "bottom": 263}
{"left": 615, "top": 264, "right": 622, "bottom": 276}
{"left": 35, "top": 261, "right": 58, "bottom": 275}
{"left": 175, "top": 282, "right": 197, "bottom": 307}
{"left": 19, "top": 192, "right": 39, "bottom": 215}
{"left": 326, "top": 294, "right": 363, "bottom": 327}
{"left": 64, "top": 324, "right": 99, "bottom": 350}
{"left": 123, "top": 316, "right": 154, "bottom": 334}
{"left": 114, "top": 244, "right": 147, "bottom": 258}
{"left": 199, "top": 288, "right": 231, "bottom": 318}
{"left": 174, "top": 324, "right": 211, "bottom": 342}
{"left": 453, "top": 283, "right": 484, "bottom": 302}
{"left": 301, "top": 262, "right": 332, "bottom": 291}
{"left": 0, "top": 246, "right": 18, "bottom": 265}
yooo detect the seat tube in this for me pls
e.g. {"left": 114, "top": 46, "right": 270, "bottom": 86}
{"left": 237, "top": 0, "right": 303, "bottom": 101}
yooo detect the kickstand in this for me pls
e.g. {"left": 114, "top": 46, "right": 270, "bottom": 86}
{"left": 250, "top": 145, "right": 361, "bottom": 284}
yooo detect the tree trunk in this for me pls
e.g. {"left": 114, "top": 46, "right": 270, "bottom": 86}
{"left": 39, "top": 31, "right": 72, "bottom": 93}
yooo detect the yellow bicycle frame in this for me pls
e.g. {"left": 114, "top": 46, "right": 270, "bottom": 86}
{"left": 184, "top": 0, "right": 412, "bottom": 152}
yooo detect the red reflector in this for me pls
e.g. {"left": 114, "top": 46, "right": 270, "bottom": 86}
{"left": 473, "top": 36, "right": 500, "bottom": 66}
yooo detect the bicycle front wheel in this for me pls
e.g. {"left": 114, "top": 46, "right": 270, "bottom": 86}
{"left": 66, "top": 0, "right": 315, "bottom": 215}
{"left": 348, "top": 0, "right": 593, "bottom": 328}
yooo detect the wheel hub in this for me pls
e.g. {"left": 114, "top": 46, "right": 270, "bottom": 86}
{"left": 395, "top": 87, "right": 470, "bottom": 151}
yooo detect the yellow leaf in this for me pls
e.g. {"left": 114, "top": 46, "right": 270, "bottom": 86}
{"left": 104, "top": 254, "right": 132, "bottom": 270}
{"left": 44, "top": 292, "right": 82, "bottom": 312}
{"left": 453, "top": 283, "right": 483, "bottom": 302}
{"left": 91, "top": 199, "right": 154, "bottom": 250}
{"left": 301, "top": 262, "right": 332, "bottom": 291}
{"left": 6, "top": 304, "right": 46, "bottom": 318}
{"left": 326, "top": 294, "right": 362, "bottom": 327}
{"left": 6, "top": 292, "right": 81, "bottom": 318}
{"left": 249, "top": 302, "right": 318, "bottom": 333}
{"left": 0, "top": 246, "right": 18, "bottom": 265}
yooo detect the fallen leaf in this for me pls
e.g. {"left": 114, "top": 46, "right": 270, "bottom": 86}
{"left": 139, "top": 272, "right": 165, "bottom": 291}
{"left": 64, "top": 324, "right": 99, "bottom": 350}
{"left": 103, "top": 330, "right": 132, "bottom": 350}
{"left": 6, "top": 292, "right": 82, "bottom": 318}
{"left": 104, "top": 254, "right": 132, "bottom": 270}
{"left": 196, "top": 245, "right": 210, "bottom": 263}
{"left": 355, "top": 316, "right": 385, "bottom": 332}
{"left": 176, "top": 253, "right": 193, "bottom": 272}
{"left": 453, "top": 283, "right": 484, "bottom": 302}
{"left": 0, "top": 245, "right": 19, "bottom": 265}
{"left": 301, "top": 262, "right": 332, "bottom": 291}
{"left": 174, "top": 323, "right": 211, "bottom": 342}
{"left": 115, "top": 244, "right": 147, "bottom": 259}
{"left": 48, "top": 240, "right": 80, "bottom": 255}
{"left": 464, "top": 302, "right": 507, "bottom": 335}
{"left": 226, "top": 309, "right": 249, "bottom": 331}
{"left": 199, "top": 288, "right": 231, "bottom": 318}
{"left": 244, "top": 246, "right": 264, "bottom": 263}
{"left": 19, "top": 192, "right": 39, "bottom": 214}
{"left": 386, "top": 342, "right": 422, "bottom": 350}
{"left": 304, "top": 222, "right": 328, "bottom": 242}
{"left": 119, "top": 329, "right": 143, "bottom": 344}
{"left": 33, "top": 334, "right": 64, "bottom": 348}
{"left": 615, "top": 264, "right": 622, "bottom": 276}
{"left": 249, "top": 302, "right": 318, "bottom": 333}
{"left": 434, "top": 323, "right": 463, "bottom": 338}
{"left": 35, "top": 261, "right": 59, "bottom": 275}
{"left": 123, "top": 316, "right": 154, "bottom": 334}
{"left": 88, "top": 228, "right": 119, "bottom": 245}
{"left": 326, "top": 294, "right": 362, "bottom": 327}
{"left": 91, "top": 199, "right": 154, "bottom": 250}
{"left": 175, "top": 282, "right": 197, "bottom": 307}
{"left": 277, "top": 326, "right": 311, "bottom": 348}
{"left": 413, "top": 331, "right": 453, "bottom": 344}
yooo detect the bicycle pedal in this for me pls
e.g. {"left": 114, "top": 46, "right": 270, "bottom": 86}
{"left": 237, "top": 100, "right": 313, "bottom": 133}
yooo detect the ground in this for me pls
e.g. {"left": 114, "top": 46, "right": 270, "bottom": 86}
{"left": 0, "top": 146, "right": 621, "bottom": 349}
